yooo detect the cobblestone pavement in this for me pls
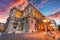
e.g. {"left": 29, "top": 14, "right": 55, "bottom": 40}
{"left": 0, "top": 32, "right": 54, "bottom": 40}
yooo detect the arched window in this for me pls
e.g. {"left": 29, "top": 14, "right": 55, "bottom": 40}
{"left": 15, "top": 11, "right": 20, "bottom": 19}
{"left": 23, "top": 11, "right": 26, "bottom": 17}
{"left": 31, "top": 20, "right": 33, "bottom": 24}
{"left": 32, "top": 10, "right": 36, "bottom": 16}
{"left": 13, "top": 22, "right": 17, "bottom": 29}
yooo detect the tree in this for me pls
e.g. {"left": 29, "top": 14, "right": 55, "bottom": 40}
{"left": 58, "top": 25, "right": 60, "bottom": 31}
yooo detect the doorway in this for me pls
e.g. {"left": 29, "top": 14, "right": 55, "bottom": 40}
{"left": 37, "top": 22, "right": 45, "bottom": 32}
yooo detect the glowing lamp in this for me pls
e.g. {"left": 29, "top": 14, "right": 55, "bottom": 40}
{"left": 50, "top": 24, "right": 54, "bottom": 26}
{"left": 43, "top": 19, "right": 50, "bottom": 23}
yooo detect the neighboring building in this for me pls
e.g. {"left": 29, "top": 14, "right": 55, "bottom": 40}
{"left": 5, "top": 4, "right": 53, "bottom": 33}
{"left": 0, "top": 23, "right": 5, "bottom": 32}
{"left": 50, "top": 20, "right": 57, "bottom": 30}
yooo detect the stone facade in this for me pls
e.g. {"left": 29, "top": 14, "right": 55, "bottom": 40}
{"left": 0, "top": 23, "right": 5, "bottom": 32}
{"left": 5, "top": 4, "right": 53, "bottom": 33}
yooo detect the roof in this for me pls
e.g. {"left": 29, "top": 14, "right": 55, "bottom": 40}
{"left": 11, "top": 3, "right": 45, "bottom": 17}
{"left": 23, "top": 3, "right": 45, "bottom": 17}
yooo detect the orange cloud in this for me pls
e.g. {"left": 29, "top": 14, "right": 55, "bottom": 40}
{"left": 51, "top": 8, "right": 60, "bottom": 14}
{"left": 0, "top": 15, "right": 8, "bottom": 23}
{"left": 47, "top": 12, "right": 60, "bottom": 25}
{"left": 6, "top": 0, "right": 28, "bottom": 14}
{"left": 20, "top": 0, "right": 28, "bottom": 10}
{"left": 8, "top": 0, "right": 28, "bottom": 9}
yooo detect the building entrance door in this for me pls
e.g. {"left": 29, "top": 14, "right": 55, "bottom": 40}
{"left": 37, "top": 22, "right": 45, "bottom": 32}
{"left": 13, "top": 22, "right": 18, "bottom": 33}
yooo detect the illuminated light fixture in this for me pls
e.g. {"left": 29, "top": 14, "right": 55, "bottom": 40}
{"left": 50, "top": 24, "right": 54, "bottom": 26}
{"left": 47, "top": 20, "right": 50, "bottom": 22}
{"left": 43, "top": 19, "right": 50, "bottom": 23}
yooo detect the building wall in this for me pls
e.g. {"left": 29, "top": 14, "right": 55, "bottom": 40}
{"left": 22, "top": 18, "right": 29, "bottom": 33}
{"left": 29, "top": 17, "right": 37, "bottom": 33}
{"left": 5, "top": 4, "right": 49, "bottom": 33}
{"left": 6, "top": 19, "right": 15, "bottom": 33}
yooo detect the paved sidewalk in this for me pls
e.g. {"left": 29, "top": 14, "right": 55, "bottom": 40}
{"left": 0, "top": 32, "right": 54, "bottom": 40}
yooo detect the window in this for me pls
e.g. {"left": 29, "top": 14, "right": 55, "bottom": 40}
{"left": 15, "top": 11, "right": 20, "bottom": 19}
{"left": 25, "top": 31, "right": 27, "bottom": 32}
{"left": 32, "top": 31, "right": 33, "bottom": 32}
{"left": 32, "top": 11, "right": 36, "bottom": 16}
{"left": 23, "top": 11, "right": 26, "bottom": 17}
{"left": 36, "top": 12, "right": 39, "bottom": 18}
{"left": 13, "top": 22, "right": 17, "bottom": 29}
{"left": 31, "top": 20, "right": 33, "bottom": 23}
{"left": 25, "top": 20, "right": 28, "bottom": 24}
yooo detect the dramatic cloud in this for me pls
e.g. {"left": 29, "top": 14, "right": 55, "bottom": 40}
{"left": 0, "top": 0, "right": 60, "bottom": 25}
{"left": 37, "top": 0, "right": 48, "bottom": 8}
{"left": 0, "top": 0, "right": 28, "bottom": 23}
{"left": 48, "top": 12, "right": 60, "bottom": 25}
{"left": 19, "top": 0, "right": 28, "bottom": 10}
{"left": 51, "top": 8, "right": 60, "bottom": 14}
{"left": 48, "top": 8, "right": 60, "bottom": 25}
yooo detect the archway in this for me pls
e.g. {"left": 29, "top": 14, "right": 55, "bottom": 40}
{"left": 36, "top": 21, "right": 45, "bottom": 32}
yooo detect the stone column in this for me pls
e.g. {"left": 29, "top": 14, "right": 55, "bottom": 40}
{"left": 43, "top": 22, "right": 47, "bottom": 34}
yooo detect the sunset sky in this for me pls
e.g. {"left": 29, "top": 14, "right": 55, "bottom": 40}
{"left": 0, "top": 0, "right": 60, "bottom": 25}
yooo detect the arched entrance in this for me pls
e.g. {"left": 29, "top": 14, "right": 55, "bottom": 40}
{"left": 36, "top": 21, "right": 45, "bottom": 32}
{"left": 13, "top": 22, "right": 18, "bottom": 33}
